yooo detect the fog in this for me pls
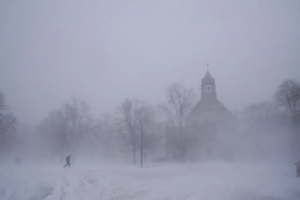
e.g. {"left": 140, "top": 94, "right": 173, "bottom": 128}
{"left": 1, "top": 0, "right": 300, "bottom": 200}
{"left": 1, "top": 0, "right": 300, "bottom": 124}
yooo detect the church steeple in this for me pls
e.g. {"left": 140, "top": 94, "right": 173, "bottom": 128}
{"left": 201, "top": 71, "right": 216, "bottom": 100}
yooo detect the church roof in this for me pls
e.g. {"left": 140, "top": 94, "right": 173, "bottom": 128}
{"left": 190, "top": 97, "right": 230, "bottom": 116}
{"left": 202, "top": 71, "right": 215, "bottom": 85}
{"left": 204, "top": 71, "right": 212, "bottom": 78}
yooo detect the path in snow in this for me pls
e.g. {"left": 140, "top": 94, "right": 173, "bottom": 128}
{"left": 0, "top": 162, "right": 299, "bottom": 200}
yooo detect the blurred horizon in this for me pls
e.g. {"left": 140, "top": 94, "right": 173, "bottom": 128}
{"left": 1, "top": 0, "right": 300, "bottom": 124}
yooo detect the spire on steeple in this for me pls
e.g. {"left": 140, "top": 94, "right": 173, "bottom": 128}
{"left": 203, "top": 71, "right": 214, "bottom": 84}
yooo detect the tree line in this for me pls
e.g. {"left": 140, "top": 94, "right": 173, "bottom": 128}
{"left": 0, "top": 79, "right": 299, "bottom": 164}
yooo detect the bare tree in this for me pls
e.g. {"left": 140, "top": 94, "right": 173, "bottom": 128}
{"left": 0, "top": 92, "right": 5, "bottom": 112}
{"left": 0, "top": 113, "right": 17, "bottom": 150}
{"left": 275, "top": 79, "right": 300, "bottom": 126}
{"left": 161, "top": 83, "right": 195, "bottom": 162}
{"left": 37, "top": 110, "right": 68, "bottom": 161}
{"left": 116, "top": 99, "right": 144, "bottom": 164}
{"left": 37, "top": 97, "right": 92, "bottom": 162}
{"left": 117, "top": 99, "right": 153, "bottom": 163}
{"left": 0, "top": 113, "right": 16, "bottom": 137}
{"left": 0, "top": 92, "right": 17, "bottom": 151}
{"left": 241, "top": 102, "right": 289, "bottom": 132}
{"left": 135, "top": 102, "right": 155, "bottom": 167}
{"left": 64, "top": 98, "right": 91, "bottom": 157}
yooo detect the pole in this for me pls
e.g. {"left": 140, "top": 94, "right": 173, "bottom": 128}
{"left": 140, "top": 120, "right": 144, "bottom": 168}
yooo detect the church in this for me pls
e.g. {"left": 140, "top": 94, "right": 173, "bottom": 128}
{"left": 186, "top": 71, "right": 235, "bottom": 160}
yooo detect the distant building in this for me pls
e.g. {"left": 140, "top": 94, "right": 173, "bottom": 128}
{"left": 186, "top": 71, "right": 235, "bottom": 160}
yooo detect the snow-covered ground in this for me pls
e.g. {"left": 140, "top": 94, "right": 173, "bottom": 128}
{"left": 0, "top": 162, "right": 299, "bottom": 200}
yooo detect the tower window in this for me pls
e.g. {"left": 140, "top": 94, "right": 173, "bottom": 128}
{"left": 205, "top": 85, "right": 211, "bottom": 92}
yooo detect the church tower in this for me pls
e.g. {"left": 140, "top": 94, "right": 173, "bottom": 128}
{"left": 187, "top": 70, "right": 230, "bottom": 120}
{"left": 186, "top": 70, "right": 235, "bottom": 161}
{"left": 201, "top": 71, "right": 216, "bottom": 100}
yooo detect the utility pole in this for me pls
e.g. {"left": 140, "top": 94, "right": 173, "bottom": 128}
{"left": 139, "top": 119, "right": 144, "bottom": 168}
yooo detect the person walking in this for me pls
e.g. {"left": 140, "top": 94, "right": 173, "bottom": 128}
{"left": 64, "top": 154, "right": 71, "bottom": 168}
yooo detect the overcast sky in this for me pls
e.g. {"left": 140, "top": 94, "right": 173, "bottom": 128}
{"left": 1, "top": 0, "right": 300, "bottom": 124}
